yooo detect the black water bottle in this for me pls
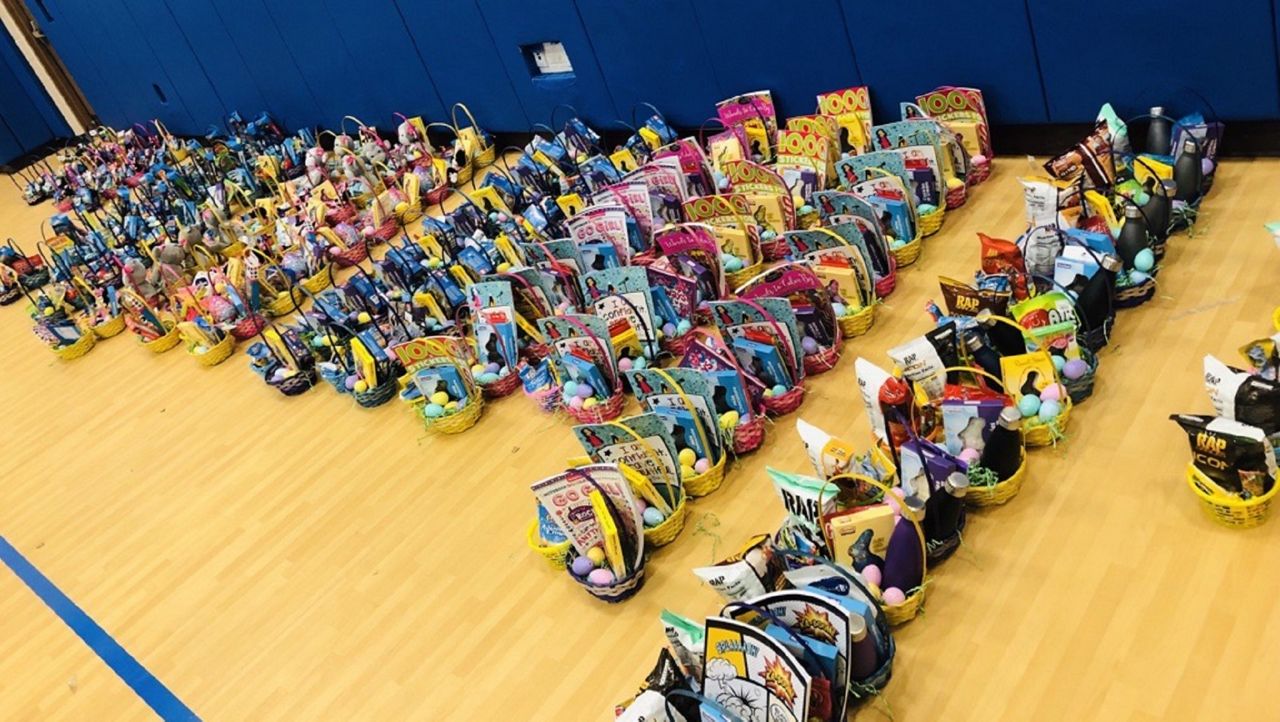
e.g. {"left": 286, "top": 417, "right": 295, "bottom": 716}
{"left": 1076, "top": 254, "right": 1121, "bottom": 340}
{"left": 1146, "top": 107, "right": 1172, "bottom": 155}
{"left": 976, "top": 311, "right": 1028, "bottom": 358}
{"left": 926, "top": 472, "right": 969, "bottom": 545}
{"left": 979, "top": 407, "right": 1024, "bottom": 481}
{"left": 965, "top": 331, "right": 1004, "bottom": 380}
{"left": 1173, "top": 138, "right": 1203, "bottom": 202}
{"left": 1142, "top": 178, "right": 1172, "bottom": 243}
{"left": 1116, "top": 204, "right": 1148, "bottom": 269}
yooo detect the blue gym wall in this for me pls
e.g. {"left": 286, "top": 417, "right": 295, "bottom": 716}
{"left": 13, "top": 0, "right": 1280, "bottom": 142}
{"left": 0, "top": 20, "right": 70, "bottom": 163}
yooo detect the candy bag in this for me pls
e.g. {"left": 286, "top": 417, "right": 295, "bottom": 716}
{"left": 979, "top": 233, "right": 1028, "bottom": 299}
{"left": 1171, "top": 414, "right": 1277, "bottom": 498}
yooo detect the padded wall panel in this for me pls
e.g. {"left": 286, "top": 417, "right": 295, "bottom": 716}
{"left": 692, "top": 0, "right": 863, "bottom": 119}
{"left": 841, "top": 0, "right": 1047, "bottom": 125}
{"left": 163, "top": 1, "right": 269, "bottom": 131}
{"left": 120, "top": 0, "right": 226, "bottom": 134}
{"left": 393, "top": 0, "right": 529, "bottom": 132}
{"left": 0, "top": 27, "right": 69, "bottom": 141}
{"left": 1031, "top": 0, "right": 1280, "bottom": 121}
{"left": 24, "top": 0, "right": 127, "bottom": 126}
{"left": 0, "top": 33, "right": 62, "bottom": 152}
{"left": 476, "top": 0, "right": 619, "bottom": 130}
{"left": 575, "top": 0, "right": 720, "bottom": 128}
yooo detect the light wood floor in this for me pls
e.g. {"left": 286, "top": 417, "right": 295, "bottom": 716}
{"left": 2, "top": 158, "right": 1279, "bottom": 722}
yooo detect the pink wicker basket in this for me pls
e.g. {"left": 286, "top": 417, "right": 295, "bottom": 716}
{"left": 762, "top": 386, "right": 805, "bottom": 416}
{"left": 565, "top": 390, "right": 625, "bottom": 423}
{"left": 732, "top": 414, "right": 766, "bottom": 454}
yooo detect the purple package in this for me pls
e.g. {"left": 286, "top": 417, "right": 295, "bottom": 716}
{"left": 898, "top": 438, "right": 963, "bottom": 501}
{"left": 940, "top": 397, "right": 1006, "bottom": 456}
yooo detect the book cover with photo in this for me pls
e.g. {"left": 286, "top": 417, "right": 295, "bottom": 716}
{"left": 709, "top": 297, "right": 804, "bottom": 374}
{"left": 530, "top": 463, "right": 644, "bottom": 564}
{"left": 580, "top": 266, "right": 659, "bottom": 356}
{"left": 654, "top": 138, "right": 714, "bottom": 197}
{"left": 817, "top": 85, "right": 874, "bottom": 153}
{"left": 656, "top": 224, "right": 726, "bottom": 307}
{"left": 630, "top": 367, "right": 723, "bottom": 462}
{"left": 567, "top": 203, "right": 637, "bottom": 261}
{"left": 722, "top": 159, "right": 795, "bottom": 234}
{"left": 468, "top": 281, "right": 520, "bottom": 369}
{"left": 915, "top": 86, "right": 991, "bottom": 158}
{"left": 596, "top": 180, "right": 656, "bottom": 248}
{"left": 682, "top": 193, "right": 760, "bottom": 261}
{"left": 538, "top": 313, "right": 618, "bottom": 391}
{"left": 573, "top": 413, "right": 682, "bottom": 495}
{"left": 834, "top": 150, "right": 910, "bottom": 191}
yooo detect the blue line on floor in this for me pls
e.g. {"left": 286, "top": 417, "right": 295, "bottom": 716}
{"left": 0, "top": 536, "right": 200, "bottom": 721}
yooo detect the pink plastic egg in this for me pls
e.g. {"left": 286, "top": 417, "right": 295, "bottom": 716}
{"left": 694, "top": 458, "right": 711, "bottom": 474}
{"left": 882, "top": 587, "right": 907, "bottom": 606}
{"left": 568, "top": 396, "right": 584, "bottom": 409}
{"left": 587, "top": 568, "right": 616, "bottom": 586}
{"left": 1039, "top": 383, "right": 1063, "bottom": 402}
{"left": 958, "top": 447, "right": 981, "bottom": 465}
{"left": 618, "top": 357, "right": 633, "bottom": 371}
{"left": 862, "top": 564, "right": 882, "bottom": 587}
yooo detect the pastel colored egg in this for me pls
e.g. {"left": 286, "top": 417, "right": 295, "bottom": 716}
{"left": 445, "top": 401, "right": 458, "bottom": 411}
{"left": 633, "top": 356, "right": 648, "bottom": 369}
{"left": 499, "top": 366, "right": 511, "bottom": 378}
{"left": 676, "top": 319, "right": 692, "bottom": 335}
{"left": 587, "top": 568, "right": 616, "bottom": 586}
{"left": 575, "top": 384, "right": 594, "bottom": 398}
{"left": 642, "top": 507, "right": 667, "bottom": 528}
{"left": 471, "top": 363, "right": 487, "bottom": 375}
{"left": 582, "top": 397, "right": 598, "bottom": 410}
{"left": 802, "top": 337, "right": 819, "bottom": 355}
{"left": 762, "top": 389, "right": 775, "bottom": 399}
{"left": 1202, "top": 158, "right": 1215, "bottom": 176}
{"left": 917, "top": 203, "right": 937, "bottom": 215}
{"left": 720, "top": 410, "right": 740, "bottom": 429}
{"left": 1133, "top": 248, "right": 1155, "bottom": 273}
{"left": 972, "top": 154, "right": 988, "bottom": 165}
{"left": 760, "top": 230, "right": 777, "bottom": 241}
{"left": 1018, "top": 395, "right": 1042, "bottom": 417}
{"left": 496, "top": 262, "right": 511, "bottom": 272}
{"left": 357, "top": 312, "right": 372, "bottom": 324}
{"left": 694, "top": 458, "right": 711, "bottom": 474}
{"left": 680, "top": 464, "right": 697, "bottom": 479}
{"left": 353, "top": 380, "right": 368, "bottom": 393}
{"left": 1062, "top": 359, "right": 1089, "bottom": 380}
{"left": 861, "top": 564, "right": 882, "bottom": 588}
{"left": 946, "top": 177, "right": 964, "bottom": 190}
{"left": 678, "top": 448, "right": 696, "bottom": 467}
{"left": 771, "top": 384, "right": 787, "bottom": 396}
{"left": 882, "top": 587, "right": 908, "bottom": 606}
{"left": 618, "top": 357, "right": 633, "bottom": 371}
{"left": 485, "top": 362, "right": 501, "bottom": 374}
{"left": 891, "top": 239, "right": 906, "bottom": 250}
{"left": 1039, "top": 383, "right": 1063, "bottom": 402}
{"left": 344, "top": 376, "right": 357, "bottom": 391}
{"left": 424, "top": 403, "right": 445, "bottom": 418}
{"left": 958, "top": 447, "right": 981, "bottom": 465}
{"left": 430, "top": 391, "right": 449, "bottom": 405}
{"left": 563, "top": 380, "right": 579, "bottom": 397}
{"left": 586, "top": 546, "right": 606, "bottom": 565}
{"left": 1052, "top": 354, "right": 1067, "bottom": 372}
{"left": 478, "top": 372, "right": 499, "bottom": 384}
{"left": 662, "top": 322, "right": 677, "bottom": 337}
{"left": 568, "top": 396, "right": 584, "bottom": 409}
{"left": 832, "top": 302, "right": 848, "bottom": 317}
{"left": 1132, "top": 190, "right": 1151, "bottom": 206}
{"left": 1038, "top": 399, "right": 1062, "bottom": 422}
{"left": 570, "top": 556, "right": 595, "bottom": 576}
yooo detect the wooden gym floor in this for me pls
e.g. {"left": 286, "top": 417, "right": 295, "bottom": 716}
{"left": 2, "top": 158, "right": 1279, "bottom": 722}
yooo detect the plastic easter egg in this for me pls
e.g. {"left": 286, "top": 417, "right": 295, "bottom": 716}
{"left": 1052, "top": 354, "right": 1067, "bottom": 372}
{"left": 1018, "top": 394, "right": 1042, "bottom": 418}
{"left": 694, "top": 458, "right": 711, "bottom": 474}
{"left": 575, "top": 383, "right": 594, "bottom": 399}
{"left": 353, "top": 380, "right": 368, "bottom": 393}
{"left": 678, "top": 448, "right": 696, "bottom": 467}
{"left": 655, "top": 329, "right": 664, "bottom": 341}
{"left": 720, "top": 410, "right": 740, "bottom": 429}
{"left": 724, "top": 256, "right": 744, "bottom": 272}
{"left": 430, "top": 391, "right": 449, "bottom": 405}
{"left": 1133, "top": 248, "right": 1155, "bottom": 273}
{"left": 394, "top": 201, "right": 409, "bottom": 215}
{"left": 633, "top": 356, "right": 647, "bottom": 369}
{"left": 311, "top": 336, "right": 325, "bottom": 349}
{"left": 1038, "top": 399, "right": 1062, "bottom": 423}
{"left": 424, "top": 403, "right": 445, "bottom": 418}
{"left": 582, "top": 397, "right": 598, "bottom": 410}
{"left": 958, "top": 447, "right": 981, "bottom": 465}
{"left": 357, "top": 311, "right": 372, "bottom": 324}
{"left": 1202, "top": 158, "right": 1215, "bottom": 176}
{"left": 1129, "top": 270, "right": 1151, "bottom": 284}
{"left": 890, "top": 239, "right": 906, "bottom": 250}
{"left": 799, "top": 204, "right": 814, "bottom": 215}
{"left": 680, "top": 464, "right": 696, "bottom": 479}
{"left": 485, "top": 362, "right": 501, "bottom": 374}
{"left": 676, "top": 319, "right": 692, "bottom": 335}
{"left": 587, "top": 568, "right": 616, "bottom": 586}
{"left": 642, "top": 506, "right": 667, "bottom": 528}
{"left": 760, "top": 229, "right": 777, "bottom": 241}
{"left": 478, "top": 372, "right": 499, "bottom": 384}
{"left": 618, "top": 357, "right": 633, "bottom": 371}
{"left": 946, "top": 176, "right": 964, "bottom": 190}
{"left": 344, "top": 375, "right": 358, "bottom": 391}
{"left": 762, "top": 388, "right": 775, "bottom": 399}
{"left": 568, "top": 396, "right": 584, "bottom": 409}
{"left": 496, "top": 262, "right": 511, "bottom": 273}
{"left": 563, "top": 380, "right": 579, "bottom": 397}
{"left": 499, "top": 366, "right": 511, "bottom": 378}
{"left": 801, "top": 336, "right": 819, "bottom": 355}
{"left": 662, "top": 322, "right": 677, "bottom": 337}
{"left": 972, "top": 154, "right": 988, "bottom": 165}
{"left": 861, "top": 564, "right": 882, "bottom": 588}
{"left": 882, "top": 587, "right": 908, "bottom": 606}
{"left": 1132, "top": 190, "right": 1150, "bottom": 206}
{"left": 918, "top": 203, "right": 937, "bottom": 215}
{"left": 1062, "top": 358, "right": 1088, "bottom": 380}
{"left": 1039, "top": 383, "right": 1063, "bottom": 403}
{"left": 472, "top": 363, "right": 487, "bottom": 375}
{"left": 832, "top": 302, "right": 847, "bottom": 317}
{"left": 445, "top": 401, "right": 458, "bottom": 411}
{"left": 771, "top": 384, "right": 787, "bottom": 396}
{"left": 586, "top": 546, "right": 606, "bottom": 565}
{"left": 570, "top": 556, "right": 595, "bottom": 576}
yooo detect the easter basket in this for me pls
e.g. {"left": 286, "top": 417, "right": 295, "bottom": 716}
{"left": 829, "top": 232, "right": 878, "bottom": 337}
{"left": 246, "top": 249, "right": 298, "bottom": 318}
{"left": 251, "top": 321, "right": 319, "bottom": 397}
{"left": 874, "top": 255, "right": 898, "bottom": 298}
{"left": 1023, "top": 386, "right": 1071, "bottom": 448}
{"left": 865, "top": 168, "right": 936, "bottom": 249}
{"left": 967, "top": 155, "right": 991, "bottom": 185}
{"left": 760, "top": 234, "right": 789, "bottom": 262}
{"left": 526, "top": 520, "right": 573, "bottom": 571}
{"left": 1063, "top": 348, "right": 1099, "bottom": 404}
{"left": 142, "top": 320, "right": 181, "bottom": 353}
{"left": 558, "top": 317, "right": 626, "bottom": 424}
{"left": 688, "top": 330, "right": 769, "bottom": 455}
{"left": 659, "top": 328, "right": 696, "bottom": 357}
{"left": 945, "top": 178, "right": 968, "bottom": 209}
{"left": 1114, "top": 272, "right": 1157, "bottom": 309}
{"left": 52, "top": 324, "right": 96, "bottom": 360}
{"left": 648, "top": 371, "right": 728, "bottom": 498}
{"left": 0, "top": 284, "right": 20, "bottom": 305}
{"left": 454, "top": 102, "right": 496, "bottom": 168}
{"left": 1186, "top": 463, "right": 1278, "bottom": 529}
{"left": 742, "top": 297, "right": 806, "bottom": 416}
{"left": 526, "top": 382, "right": 561, "bottom": 413}
{"left": 193, "top": 332, "right": 236, "bottom": 367}
{"left": 330, "top": 318, "right": 404, "bottom": 408}
{"left": 563, "top": 469, "right": 649, "bottom": 603}
{"left": 608, "top": 434, "right": 690, "bottom": 547}
{"left": 320, "top": 228, "right": 369, "bottom": 269}
{"left": 481, "top": 371, "right": 522, "bottom": 399}
{"left": 829, "top": 472, "right": 928, "bottom": 626}
{"left": 414, "top": 352, "right": 485, "bottom": 435}
{"left": 775, "top": 548, "right": 897, "bottom": 697}
{"left": 917, "top": 206, "right": 944, "bottom": 238}
{"left": 91, "top": 313, "right": 126, "bottom": 339}
{"left": 966, "top": 446, "right": 1028, "bottom": 507}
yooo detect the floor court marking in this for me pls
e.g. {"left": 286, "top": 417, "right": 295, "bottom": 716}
{"left": 0, "top": 536, "right": 200, "bottom": 721}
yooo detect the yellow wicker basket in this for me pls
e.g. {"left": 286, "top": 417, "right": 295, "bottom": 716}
{"left": 966, "top": 450, "right": 1028, "bottom": 507}
{"left": 1186, "top": 464, "right": 1278, "bottom": 529}
{"left": 91, "top": 314, "right": 126, "bottom": 339}
{"left": 190, "top": 333, "right": 235, "bottom": 367}
{"left": 918, "top": 207, "right": 945, "bottom": 237}
{"left": 837, "top": 304, "right": 876, "bottom": 338}
{"left": 526, "top": 520, "right": 573, "bottom": 570}
{"left": 725, "top": 261, "right": 764, "bottom": 292}
{"left": 1023, "top": 394, "right": 1072, "bottom": 448}
{"left": 891, "top": 237, "right": 923, "bottom": 267}
{"left": 53, "top": 328, "right": 96, "bottom": 360}
{"left": 644, "top": 489, "right": 689, "bottom": 548}
{"left": 300, "top": 264, "right": 333, "bottom": 294}
{"left": 142, "top": 321, "right": 181, "bottom": 353}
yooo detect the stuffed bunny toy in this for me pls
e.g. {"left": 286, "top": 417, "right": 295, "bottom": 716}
{"left": 123, "top": 256, "right": 161, "bottom": 301}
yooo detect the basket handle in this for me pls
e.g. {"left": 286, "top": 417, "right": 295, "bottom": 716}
{"left": 735, "top": 297, "right": 803, "bottom": 383}
{"left": 451, "top": 102, "right": 484, "bottom": 135}
{"left": 600, "top": 421, "right": 681, "bottom": 508}
{"left": 559, "top": 313, "right": 620, "bottom": 389}
{"left": 651, "top": 367, "right": 721, "bottom": 464}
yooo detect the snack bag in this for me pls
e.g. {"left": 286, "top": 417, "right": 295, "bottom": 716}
{"left": 939, "top": 275, "right": 1010, "bottom": 317}
{"left": 1025, "top": 321, "right": 1081, "bottom": 363}
{"left": 979, "top": 233, "right": 1028, "bottom": 299}
{"left": 692, "top": 534, "right": 778, "bottom": 601}
{"left": 1171, "top": 414, "right": 1277, "bottom": 498}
